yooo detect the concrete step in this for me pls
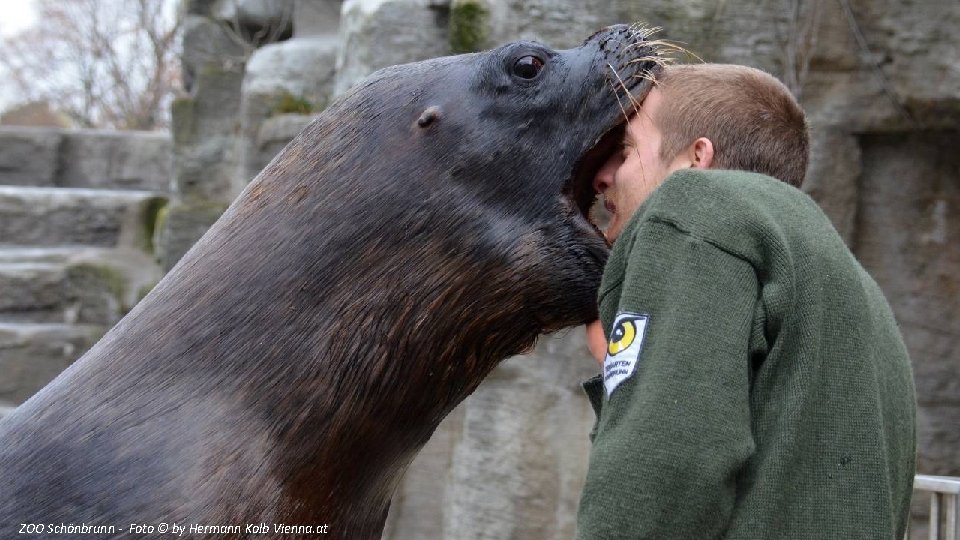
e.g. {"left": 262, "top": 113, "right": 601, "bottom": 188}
{"left": 0, "top": 127, "right": 172, "bottom": 192}
{"left": 0, "top": 186, "right": 167, "bottom": 250}
{"left": 0, "top": 261, "right": 70, "bottom": 323}
{"left": 0, "top": 247, "right": 161, "bottom": 324}
{"left": 0, "top": 322, "right": 104, "bottom": 404}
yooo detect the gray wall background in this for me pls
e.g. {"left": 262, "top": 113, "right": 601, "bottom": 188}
{"left": 0, "top": 0, "right": 956, "bottom": 538}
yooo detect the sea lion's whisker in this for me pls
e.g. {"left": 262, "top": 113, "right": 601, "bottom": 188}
{"left": 638, "top": 39, "right": 704, "bottom": 64}
{"left": 607, "top": 63, "right": 642, "bottom": 115}
{"left": 625, "top": 55, "right": 671, "bottom": 69}
{"left": 629, "top": 71, "right": 660, "bottom": 86}
{"left": 621, "top": 26, "right": 663, "bottom": 48}
{"left": 607, "top": 77, "right": 634, "bottom": 128}
{"left": 625, "top": 21, "right": 658, "bottom": 35}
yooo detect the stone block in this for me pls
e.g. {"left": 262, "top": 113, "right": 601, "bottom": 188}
{"left": 63, "top": 263, "right": 128, "bottom": 325}
{"left": 295, "top": 0, "right": 343, "bottom": 36}
{"left": 449, "top": 0, "right": 493, "bottom": 53}
{"left": 181, "top": 15, "right": 248, "bottom": 94}
{"left": 0, "top": 128, "right": 172, "bottom": 192}
{"left": 57, "top": 131, "right": 173, "bottom": 192}
{"left": 173, "top": 62, "right": 246, "bottom": 201}
{"left": 0, "top": 186, "right": 167, "bottom": 251}
{"left": 802, "top": 127, "right": 861, "bottom": 244}
{"left": 795, "top": 0, "right": 960, "bottom": 131}
{"left": 0, "top": 323, "right": 104, "bottom": 404}
{"left": 853, "top": 132, "right": 959, "bottom": 406}
{"left": 173, "top": 132, "right": 238, "bottom": 201}
{"left": 155, "top": 200, "right": 229, "bottom": 272}
{"left": 0, "top": 247, "right": 163, "bottom": 325}
{"left": 484, "top": 0, "right": 594, "bottom": 50}
{"left": 335, "top": 0, "right": 451, "bottom": 95}
{"left": 237, "top": 36, "right": 337, "bottom": 189}
{"left": 243, "top": 37, "right": 339, "bottom": 102}
{"left": 856, "top": 0, "right": 959, "bottom": 127}
{"left": 184, "top": 0, "right": 220, "bottom": 16}
{"left": 211, "top": 0, "right": 295, "bottom": 34}
{"left": 917, "top": 405, "right": 960, "bottom": 477}
{"left": 257, "top": 113, "right": 317, "bottom": 145}
{"left": 0, "top": 262, "right": 70, "bottom": 323}
{"left": 251, "top": 113, "right": 317, "bottom": 174}
{"left": 185, "top": 61, "right": 247, "bottom": 138}
{"left": 0, "top": 128, "right": 62, "bottom": 187}
{"left": 803, "top": 70, "right": 904, "bottom": 132}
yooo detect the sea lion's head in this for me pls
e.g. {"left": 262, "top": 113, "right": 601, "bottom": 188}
{"left": 223, "top": 23, "right": 665, "bottom": 403}
{"left": 402, "top": 24, "right": 664, "bottom": 330}
{"left": 271, "top": 24, "right": 659, "bottom": 324}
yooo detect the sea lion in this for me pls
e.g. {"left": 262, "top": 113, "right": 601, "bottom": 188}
{"left": 0, "top": 24, "right": 663, "bottom": 539}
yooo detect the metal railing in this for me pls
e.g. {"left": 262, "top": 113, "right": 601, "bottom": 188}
{"left": 909, "top": 474, "right": 960, "bottom": 540}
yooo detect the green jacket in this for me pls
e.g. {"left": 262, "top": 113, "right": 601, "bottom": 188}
{"left": 576, "top": 169, "right": 916, "bottom": 540}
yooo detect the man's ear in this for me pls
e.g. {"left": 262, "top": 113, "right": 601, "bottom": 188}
{"left": 690, "top": 137, "right": 714, "bottom": 169}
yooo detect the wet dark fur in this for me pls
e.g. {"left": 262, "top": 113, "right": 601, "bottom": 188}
{"left": 0, "top": 25, "right": 659, "bottom": 539}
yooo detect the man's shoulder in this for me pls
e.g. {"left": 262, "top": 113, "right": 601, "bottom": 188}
{"left": 644, "top": 168, "right": 809, "bottom": 222}
{"left": 623, "top": 168, "right": 829, "bottom": 264}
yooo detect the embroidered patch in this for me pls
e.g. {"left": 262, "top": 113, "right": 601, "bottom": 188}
{"left": 603, "top": 312, "right": 650, "bottom": 398}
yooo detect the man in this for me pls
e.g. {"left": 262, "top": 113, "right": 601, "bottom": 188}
{"left": 576, "top": 64, "right": 916, "bottom": 539}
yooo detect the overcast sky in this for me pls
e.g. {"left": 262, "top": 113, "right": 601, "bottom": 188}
{"left": 0, "top": 0, "right": 37, "bottom": 36}
{"left": 0, "top": 0, "right": 38, "bottom": 111}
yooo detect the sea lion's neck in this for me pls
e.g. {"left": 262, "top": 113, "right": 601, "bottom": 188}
{"left": 267, "top": 290, "right": 536, "bottom": 528}
{"left": 153, "top": 247, "right": 540, "bottom": 531}
{"left": 92, "top": 185, "right": 545, "bottom": 530}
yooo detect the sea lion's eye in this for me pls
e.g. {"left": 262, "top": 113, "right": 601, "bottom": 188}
{"left": 513, "top": 55, "right": 545, "bottom": 79}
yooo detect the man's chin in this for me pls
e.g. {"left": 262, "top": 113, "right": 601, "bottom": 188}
{"left": 603, "top": 224, "right": 622, "bottom": 243}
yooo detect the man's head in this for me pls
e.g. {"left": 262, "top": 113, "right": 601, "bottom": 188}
{"left": 593, "top": 63, "right": 810, "bottom": 241}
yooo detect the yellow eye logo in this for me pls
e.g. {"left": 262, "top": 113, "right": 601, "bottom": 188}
{"left": 608, "top": 319, "right": 638, "bottom": 356}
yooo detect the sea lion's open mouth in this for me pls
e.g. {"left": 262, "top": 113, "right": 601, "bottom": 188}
{"left": 564, "top": 122, "right": 628, "bottom": 243}
{"left": 560, "top": 23, "right": 669, "bottom": 245}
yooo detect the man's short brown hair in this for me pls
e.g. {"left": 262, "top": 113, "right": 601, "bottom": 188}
{"left": 654, "top": 64, "right": 809, "bottom": 188}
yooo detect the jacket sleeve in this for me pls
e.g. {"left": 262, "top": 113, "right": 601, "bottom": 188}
{"left": 576, "top": 218, "right": 759, "bottom": 540}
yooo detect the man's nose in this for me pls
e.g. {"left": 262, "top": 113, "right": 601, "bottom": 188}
{"left": 593, "top": 152, "right": 623, "bottom": 194}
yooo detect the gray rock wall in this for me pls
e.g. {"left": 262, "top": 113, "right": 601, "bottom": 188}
{"left": 0, "top": 128, "right": 172, "bottom": 192}
{"left": 335, "top": 0, "right": 449, "bottom": 95}
{"left": 853, "top": 130, "right": 959, "bottom": 535}
{"left": 855, "top": 131, "right": 959, "bottom": 473}
{"left": 161, "top": 2, "right": 250, "bottom": 271}
{"left": 0, "top": 127, "right": 169, "bottom": 413}
{"left": 237, "top": 1, "right": 342, "bottom": 191}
